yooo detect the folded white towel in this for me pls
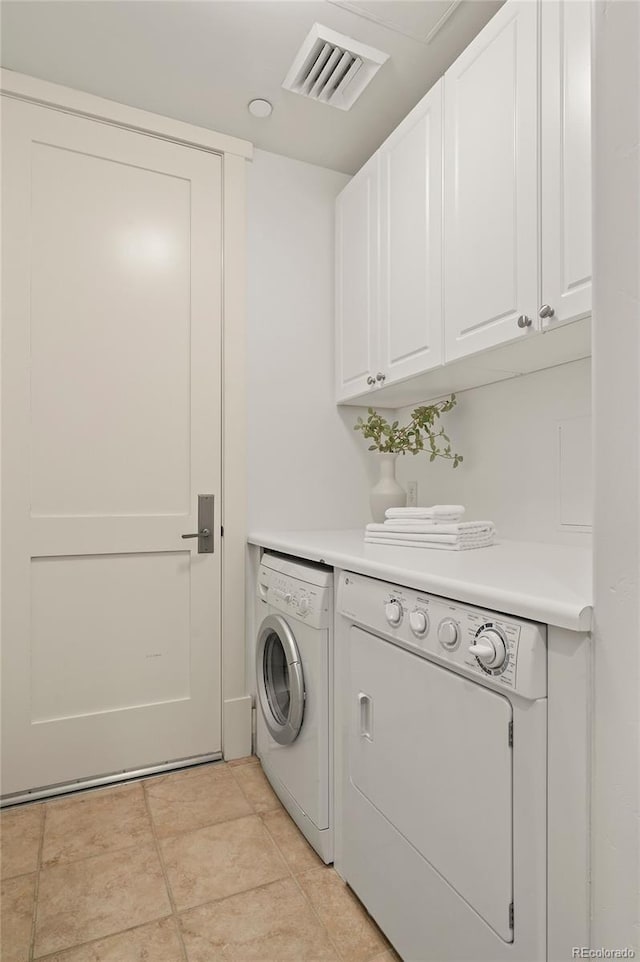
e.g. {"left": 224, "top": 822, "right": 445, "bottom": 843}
{"left": 385, "top": 505, "right": 465, "bottom": 521}
{"left": 367, "top": 521, "right": 494, "bottom": 537}
{"left": 365, "top": 535, "right": 494, "bottom": 551}
{"left": 366, "top": 533, "right": 494, "bottom": 545}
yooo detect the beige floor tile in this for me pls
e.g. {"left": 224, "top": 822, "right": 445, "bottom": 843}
{"left": 298, "top": 868, "right": 388, "bottom": 962}
{"left": 261, "top": 809, "right": 322, "bottom": 874}
{"left": 42, "top": 784, "right": 152, "bottom": 867}
{"left": 146, "top": 764, "right": 251, "bottom": 838}
{"left": 34, "top": 842, "right": 171, "bottom": 958}
{"left": 231, "top": 764, "right": 281, "bottom": 814}
{"left": 226, "top": 756, "right": 259, "bottom": 768}
{"left": 161, "top": 814, "right": 289, "bottom": 911}
{"left": 1, "top": 873, "right": 36, "bottom": 962}
{"left": 40, "top": 917, "right": 184, "bottom": 962}
{"left": 179, "top": 877, "right": 339, "bottom": 961}
{"left": 1, "top": 803, "right": 44, "bottom": 879}
{"left": 369, "top": 951, "right": 402, "bottom": 962}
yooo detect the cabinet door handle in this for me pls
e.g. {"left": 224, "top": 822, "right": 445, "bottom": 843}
{"left": 375, "top": 372, "right": 386, "bottom": 382}
{"left": 538, "top": 304, "right": 555, "bottom": 319}
{"left": 517, "top": 314, "right": 532, "bottom": 329}
{"left": 366, "top": 375, "right": 376, "bottom": 386}
{"left": 358, "top": 692, "right": 373, "bottom": 741}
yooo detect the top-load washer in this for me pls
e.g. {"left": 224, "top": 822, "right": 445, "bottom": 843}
{"left": 336, "top": 570, "right": 547, "bottom": 961}
{"left": 255, "top": 552, "right": 333, "bottom": 862}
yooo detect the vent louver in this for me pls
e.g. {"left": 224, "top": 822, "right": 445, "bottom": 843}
{"left": 282, "top": 23, "right": 389, "bottom": 111}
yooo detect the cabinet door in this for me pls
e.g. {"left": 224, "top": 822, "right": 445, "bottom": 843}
{"left": 444, "top": 0, "right": 539, "bottom": 361}
{"left": 378, "top": 80, "right": 443, "bottom": 385}
{"left": 541, "top": 0, "right": 592, "bottom": 328}
{"left": 335, "top": 157, "right": 379, "bottom": 402}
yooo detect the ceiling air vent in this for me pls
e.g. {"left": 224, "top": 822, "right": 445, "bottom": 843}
{"left": 282, "top": 23, "right": 389, "bottom": 111}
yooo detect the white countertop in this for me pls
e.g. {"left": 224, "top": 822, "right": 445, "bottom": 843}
{"left": 248, "top": 529, "right": 593, "bottom": 631}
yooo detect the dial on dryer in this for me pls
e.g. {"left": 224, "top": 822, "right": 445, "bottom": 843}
{"left": 385, "top": 601, "right": 403, "bottom": 626}
{"left": 438, "top": 618, "right": 459, "bottom": 649}
{"left": 409, "top": 609, "right": 429, "bottom": 637}
{"left": 469, "top": 628, "right": 507, "bottom": 669}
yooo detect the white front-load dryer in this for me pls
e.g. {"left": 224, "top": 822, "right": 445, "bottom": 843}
{"left": 255, "top": 553, "right": 333, "bottom": 862}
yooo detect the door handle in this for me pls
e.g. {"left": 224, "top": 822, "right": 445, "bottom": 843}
{"left": 181, "top": 495, "right": 215, "bottom": 553}
{"left": 358, "top": 692, "right": 373, "bottom": 741}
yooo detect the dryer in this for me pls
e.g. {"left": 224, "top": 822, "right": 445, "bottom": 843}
{"left": 255, "top": 553, "right": 333, "bottom": 862}
{"left": 336, "top": 570, "right": 547, "bottom": 961}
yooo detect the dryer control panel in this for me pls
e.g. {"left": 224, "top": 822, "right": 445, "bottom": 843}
{"left": 337, "top": 571, "right": 547, "bottom": 700}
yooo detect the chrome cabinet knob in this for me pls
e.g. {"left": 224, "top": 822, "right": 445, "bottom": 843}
{"left": 538, "top": 304, "right": 555, "bottom": 319}
{"left": 517, "top": 314, "right": 532, "bottom": 328}
{"left": 376, "top": 372, "right": 386, "bottom": 382}
{"left": 366, "top": 375, "right": 376, "bottom": 386}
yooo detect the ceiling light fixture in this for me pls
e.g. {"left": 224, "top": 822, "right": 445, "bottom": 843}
{"left": 248, "top": 99, "right": 273, "bottom": 118}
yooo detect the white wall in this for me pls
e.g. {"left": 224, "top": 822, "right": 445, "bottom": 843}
{"left": 247, "top": 148, "right": 373, "bottom": 532}
{"left": 592, "top": 1, "right": 640, "bottom": 950}
{"left": 395, "top": 358, "right": 592, "bottom": 545}
{"left": 246, "top": 149, "right": 593, "bottom": 547}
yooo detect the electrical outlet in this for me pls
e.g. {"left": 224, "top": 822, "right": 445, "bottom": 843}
{"left": 406, "top": 481, "right": 418, "bottom": 507}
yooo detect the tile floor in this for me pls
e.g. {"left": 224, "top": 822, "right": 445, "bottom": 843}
{"left": 1, "top": 757, "right": 399, "bottom": 962}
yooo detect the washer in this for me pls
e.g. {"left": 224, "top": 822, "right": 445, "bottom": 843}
{"left": 255, "top": 553, "right": 333, "bottom": 862}
{"left": 335, "top": 571, "right": 547, "bottom": 961}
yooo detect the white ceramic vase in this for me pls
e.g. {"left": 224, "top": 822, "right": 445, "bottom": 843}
{"left": 370, "top": 453, "right": 407, "bottom": 522}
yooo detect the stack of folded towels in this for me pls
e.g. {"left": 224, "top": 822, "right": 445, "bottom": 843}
{"left": 365, "top": 505, "right": 495, "bottom": 551}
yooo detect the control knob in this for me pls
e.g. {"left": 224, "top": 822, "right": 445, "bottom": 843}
{"left": 297, "top": 595, "right": 309, "bottom": 615}
{"left": 409, "top": 609, "right": 429, "bottom": 637}
{"left": 385, "top": 600, "right": 403, "bottom": 627}
{"left": 469, "top": 629, "right": 507, "bottom": 669}
{"left": 438, "top": 618, "right": 459, "bottom": 649}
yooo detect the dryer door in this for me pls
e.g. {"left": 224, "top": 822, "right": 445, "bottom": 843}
{"left": 256, "top": 614, "right": 305, "bottom": 745}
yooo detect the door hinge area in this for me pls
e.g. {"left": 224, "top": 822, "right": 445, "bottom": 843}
{"left": 509, "top": 902, "right": 514, "bottom": 929}
{"left": 508, "top": 721, "right": 513, "bottom": 747}
{"left": 221, "top": 525, "right": 224, "bottom": 537}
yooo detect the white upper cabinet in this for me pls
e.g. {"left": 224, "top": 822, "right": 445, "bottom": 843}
{"left": 335, "top": 0, "right": 593, "bottom": 406}
{"left": 378, "top": 80, "right": 444, "bottom": 385}
{"left": 444, "top": 0, "right": 539, "bottom": 362}
{"left": 540, "top": 0, "right": 592, "bottom": 328}
{"left": 335, "top": 155, "right": 378, "bottom": 402}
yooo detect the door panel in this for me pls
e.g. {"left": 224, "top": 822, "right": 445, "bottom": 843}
{"left": 30, "top": 142, "right": 191, "bottom": 517}
{"left": 1, "top": 97, "right": 222, "bottom": 795}
{"left": 379, "top": 80, "right": 443, "bottom": 383}
{"left": 348, "top": 627, "right": 513, "bottom": 941}
{"left": 444, "top": 0, "right": 538, "bottom": 360}
{"left": 335, "top": 157, "right": 378, "bottom": 401}
{"left": 31, "top": 553, "right": 191, "bottom": 722}
{"left": 541, "top": 0, "right": 592, "bottom": 327}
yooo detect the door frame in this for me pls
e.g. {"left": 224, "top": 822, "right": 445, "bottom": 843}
{"left": 0, "top": 68, "right": 253, "bottom": 761}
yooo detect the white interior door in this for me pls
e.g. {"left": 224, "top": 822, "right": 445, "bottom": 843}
{"left": 1, "top": 96, "right": 223, "bottom": 797}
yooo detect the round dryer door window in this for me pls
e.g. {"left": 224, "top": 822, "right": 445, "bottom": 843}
{"left": 256, "top": 614, "right": 305, "bottom": 745}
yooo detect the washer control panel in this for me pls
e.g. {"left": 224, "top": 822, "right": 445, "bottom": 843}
{"left": 337, "top": 571, "right": 547, "bottom": 700}
{"left": 257, "top": 554, "right": 333, "bottom": 630}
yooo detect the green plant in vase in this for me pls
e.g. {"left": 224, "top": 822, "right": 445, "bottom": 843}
{"left": 354, "top": 395, "right": 463, "bottom": 521}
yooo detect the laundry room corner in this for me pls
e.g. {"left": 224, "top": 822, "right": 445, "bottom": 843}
{"left": 246, "top": 147, "right": 374, "bottom": 535}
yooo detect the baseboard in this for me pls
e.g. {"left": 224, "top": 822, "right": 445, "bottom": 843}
{"left": 223, "top": 695, "right": 253, "bottom": 760}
